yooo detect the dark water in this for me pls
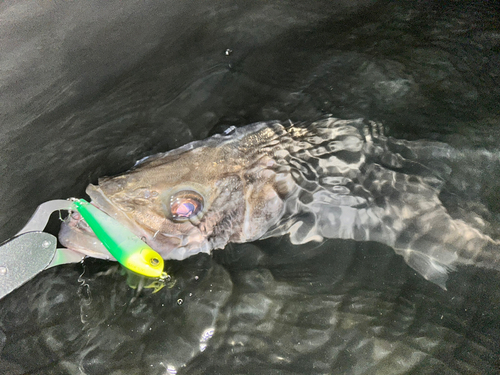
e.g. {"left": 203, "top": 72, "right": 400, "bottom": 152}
{"left": 1, "top": 0, "right": 500, "bottom": 374}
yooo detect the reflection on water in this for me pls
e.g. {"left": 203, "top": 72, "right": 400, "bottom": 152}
{"left": 0, "top": 0, "right": 499, "bottom": 374}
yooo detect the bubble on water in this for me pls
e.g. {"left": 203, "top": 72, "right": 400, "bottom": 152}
{"left": 225, "top": 48, "right": 232, "bottom": 56}
{"left": 177, "top": 298, "right": 183, "bottom": 305}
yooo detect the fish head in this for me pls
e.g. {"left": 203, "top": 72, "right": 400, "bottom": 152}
{"left": 59, "top": 123, "right": 290, "bottom": 260}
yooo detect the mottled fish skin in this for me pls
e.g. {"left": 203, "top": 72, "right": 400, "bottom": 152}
{"left": 59, "top": 117, "right": 500, "bottom": 288}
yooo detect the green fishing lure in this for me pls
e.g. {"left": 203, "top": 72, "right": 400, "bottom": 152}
{"left": 71, "top": 199, "right": 166, "bottom": 279}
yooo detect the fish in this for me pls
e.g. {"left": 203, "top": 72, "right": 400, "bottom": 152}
{"left": 59, "top": 117, "right": 500, "bottom": 288}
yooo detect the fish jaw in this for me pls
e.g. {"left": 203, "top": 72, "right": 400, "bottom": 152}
{"left": 57, "top": 184, "right": 147, "bottom": 260}
{"left": 58, "top": 210, "right": 113, "bottom": 260}
{"left": 58, "top": 184, "right": 138, "bottom": 260}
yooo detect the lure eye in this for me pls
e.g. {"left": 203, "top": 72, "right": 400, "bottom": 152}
{"left": 170, "top": 190, "right": 204, "bottom": 222}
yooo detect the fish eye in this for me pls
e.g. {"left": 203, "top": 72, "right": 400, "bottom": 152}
{"left": 170, "top": 190, "right": 204, "bottom": 222}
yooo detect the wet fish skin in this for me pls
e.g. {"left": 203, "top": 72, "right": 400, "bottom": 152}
{"left": 59, "top": 117, "right": 499, "bottom": 288}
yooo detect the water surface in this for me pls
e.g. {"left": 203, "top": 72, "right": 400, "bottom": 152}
{"left": 0, "top": 1, "right": 499, "bottom": 374}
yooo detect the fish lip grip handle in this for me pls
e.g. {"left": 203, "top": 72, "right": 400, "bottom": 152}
{"left": 71, "top": 199, "right": 164, "bottom": 278}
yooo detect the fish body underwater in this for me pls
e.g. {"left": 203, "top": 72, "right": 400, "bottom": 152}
{"left": 59, "top": 117, "right": 500, "bottom": 288}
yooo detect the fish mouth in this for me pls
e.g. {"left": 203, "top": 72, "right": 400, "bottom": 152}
{"left": 58, "top": 184, "right": 144, "bottom": 260}
{"left": 58, "top": 184, "right": 211, "bottom": 262}
{"left": 58, "top": 209, "right": 112, "bottom": 259}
